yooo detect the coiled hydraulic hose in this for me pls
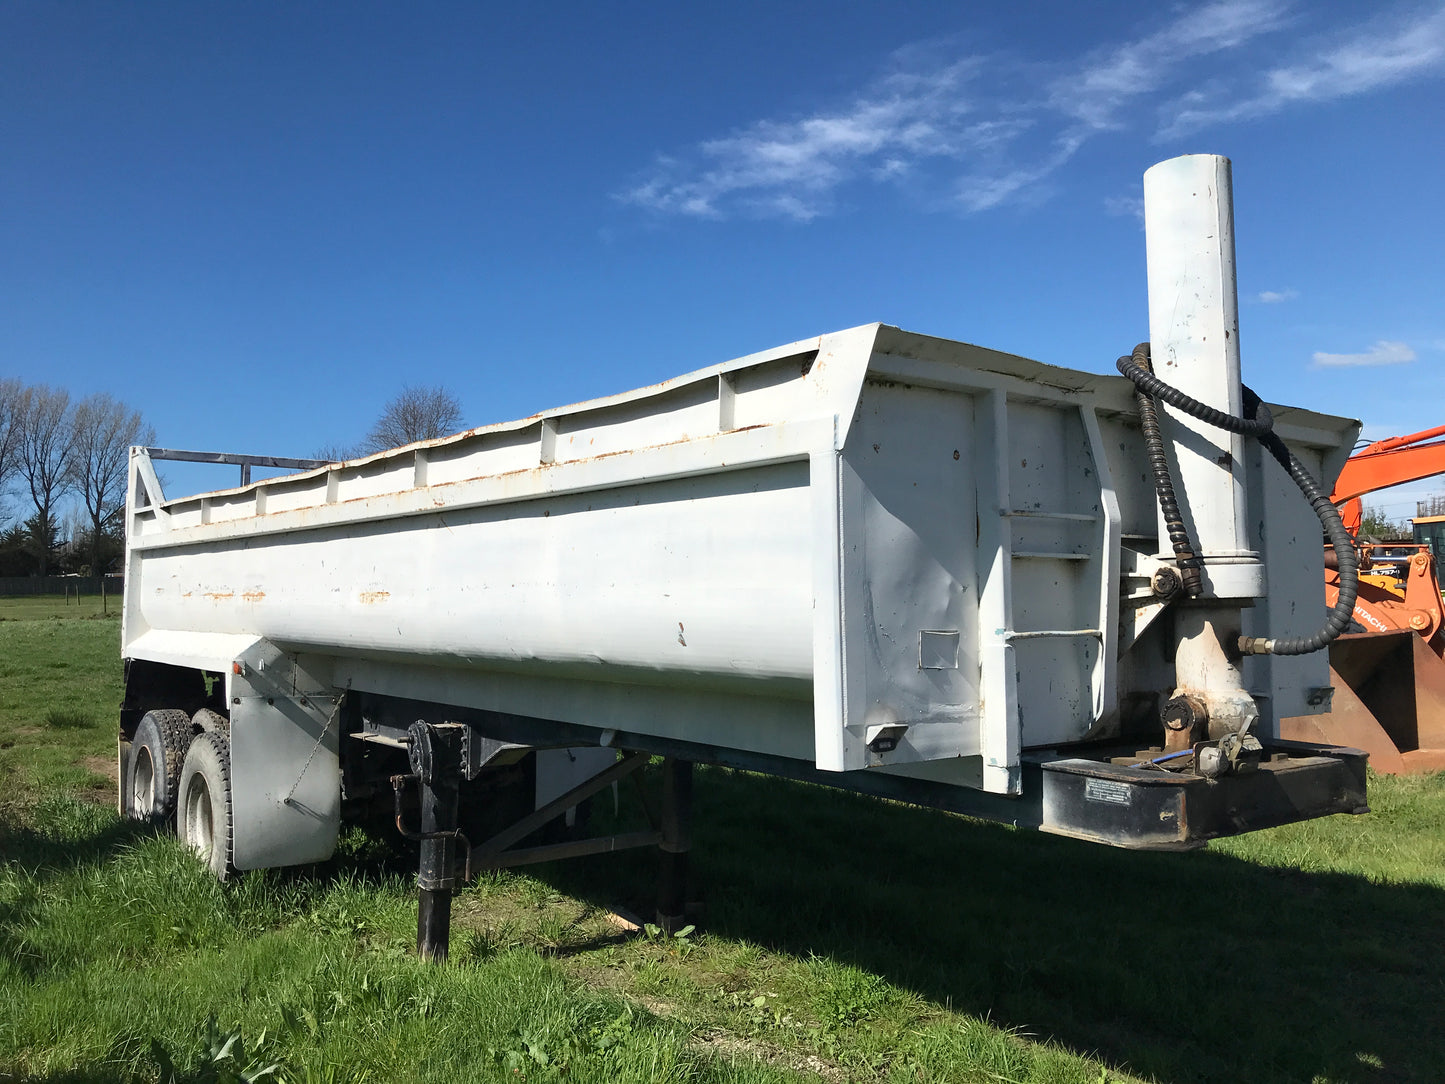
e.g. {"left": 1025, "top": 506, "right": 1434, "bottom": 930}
{"left": 1126, "top": 343, "right": 1203, "bottom": 598}
{"left": 1116, "top": 343, "right": 1358, "bottom": 657}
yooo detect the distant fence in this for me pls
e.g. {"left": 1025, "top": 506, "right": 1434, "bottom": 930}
{"left": 0, "top": 576, "right": 124, "bottom": 597}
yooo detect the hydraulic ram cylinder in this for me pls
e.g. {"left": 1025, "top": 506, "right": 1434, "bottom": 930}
{"left": 1143, "top": 154, "right": 1263, "bottom": 736}
{"left": 1143, "top": 154, "right": 1264, "bottom": 600}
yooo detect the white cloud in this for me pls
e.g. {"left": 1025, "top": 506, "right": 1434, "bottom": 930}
{"left": 619, "top": 59, "right": 993, "bottom": 221}
{"left": 1312, "top": 340, "right": 1417, "bottom": 367}
{"left": 1104, "top": 193, "right": 1145, "bottom": 221}
{"left": 620, "top": 3, "right": 1445, "bottom": 221}
{"left": 1256, "top": 288, "right": 1298, "bottom": 302}
{"left": 1052, "top": 0, "right": 1289, "bottom": 130}
{"left": 956, "top": 135, "right": 1084, "bottom": 212}
{"left": 1159, "top": 7, "right": 1445, "bottom": 137}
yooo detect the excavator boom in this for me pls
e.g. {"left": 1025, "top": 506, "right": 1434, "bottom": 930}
{"left": 1332, "top": 425, "right": 1445, "bottom": 535}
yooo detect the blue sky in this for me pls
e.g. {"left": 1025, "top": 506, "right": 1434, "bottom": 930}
{"left": 3, "top": 1, "right": 1443, "bottom": 518}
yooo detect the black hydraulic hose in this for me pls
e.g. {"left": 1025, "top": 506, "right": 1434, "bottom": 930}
{"left": 1125, "top": 344, "right": 1203, "bottom": 597}
{"left": 1116, "top": 344, "right": 1358, "bottom": 657}
{"left": 1117, "top": 347, "right": 1274, "bottom": 436}
{"left": 1248, "top": 425, "right": 1359, "bottom": 655}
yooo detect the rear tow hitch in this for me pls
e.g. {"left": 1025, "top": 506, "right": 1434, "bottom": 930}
{"left": 1034, "top": 740, "right": 1367, "bottom": 851}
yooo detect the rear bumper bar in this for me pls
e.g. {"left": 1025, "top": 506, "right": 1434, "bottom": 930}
{"left": 1035, "top": 740, "right": 1369, "bottom": 851}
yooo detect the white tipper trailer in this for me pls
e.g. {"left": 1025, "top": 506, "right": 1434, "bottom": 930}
{"left": 117, "top": 155, "right": 1367, "bottom": 959}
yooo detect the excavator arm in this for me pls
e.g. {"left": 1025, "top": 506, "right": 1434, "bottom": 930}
{"left": 1331, "top": 423, "right": 1445, "bottom": 534}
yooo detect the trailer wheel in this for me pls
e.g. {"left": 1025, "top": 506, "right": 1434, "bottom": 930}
{"left": 124, "top": 709, "right": 194, "bottom": 828}
{"left": 177, "top": 731, "right": 233, "bottom": 880}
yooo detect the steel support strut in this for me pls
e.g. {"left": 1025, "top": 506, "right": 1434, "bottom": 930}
{"left": 406, "top": 722, "right": 465, "bottom": 962}
{"left": 656, "top": 757, "right": 693, "bottom": 933}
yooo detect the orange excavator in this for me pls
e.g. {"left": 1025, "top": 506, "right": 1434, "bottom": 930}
{"left": 1332, "top": 423, "right": 1445, "bottom": 538}
{"left": 1282, "top": 424, "right": 1445, "bottom": 773}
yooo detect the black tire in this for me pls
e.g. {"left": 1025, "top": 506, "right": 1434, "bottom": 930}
{"left": 192, "top": 708, "right": 230, "bottom": 735}
{"left": 124, "top": 709, "right": 194, "bottom": 828}
{"left": 177, "top": 731, "right": 233, "bottom": 881}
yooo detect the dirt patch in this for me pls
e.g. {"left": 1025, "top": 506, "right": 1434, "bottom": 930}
{"left": 83, "top": 755, "right": 119, "bottom": 784}
{"left": 571, "top": 972, "right": 851, "bottom": 1082}
{"left": 692, "top": 1027, "right": 848, "bottom": 1082}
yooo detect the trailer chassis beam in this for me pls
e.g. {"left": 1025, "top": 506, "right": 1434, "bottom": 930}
{"left": 481, "top": 756, "right": 695, "bottom": 927}
{"left": 381, "top": 749, "right": 700, "bottom": 961}
{"left": 469, "top": 753, "right": 696, "bottom": 933}
{"left": 468, "top": 750, "right": 652, "bottom": 868}
{"left": 359, "top": 694, "right": 1363, "bottom": 856}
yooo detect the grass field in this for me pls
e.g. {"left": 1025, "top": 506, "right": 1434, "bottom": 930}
{"left": 2, "top": 596, "right": 1444, "bottom": 1083}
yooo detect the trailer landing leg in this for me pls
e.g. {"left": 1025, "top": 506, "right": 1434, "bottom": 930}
{"left": 395, "top": 722, "right": 467, "bottom": 962}
{"left": 395, "top": 746, "right": 703, "bottom": 962}
{"left": 656, "top": 757, "right": 693, "bottom": 934}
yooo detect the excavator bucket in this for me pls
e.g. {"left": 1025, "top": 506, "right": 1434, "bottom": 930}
{"left": 1282, "top": 630, "right": 1445, "bottom": 774}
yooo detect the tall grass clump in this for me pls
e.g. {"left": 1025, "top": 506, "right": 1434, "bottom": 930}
{"left": 45, "top": 707, "right": 97, "bottom": 729}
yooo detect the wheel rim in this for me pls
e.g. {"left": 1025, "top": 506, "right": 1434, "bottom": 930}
{"left": 185, "top": 775, "right": 214, "bottom": 861}
{"left": 133, "top": 748, "right": 155, "bottom": 817}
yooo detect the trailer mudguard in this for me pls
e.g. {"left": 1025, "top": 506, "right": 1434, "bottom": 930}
{"left": 229, "top": 639, "right": 342, "bottom": 869}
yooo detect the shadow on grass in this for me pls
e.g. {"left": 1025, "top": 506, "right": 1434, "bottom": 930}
{"left": 3, "top": 1070, "right": 141, "bottom": 1084}
{"left": 541, "top": 766, "right": 1444, "bottom": 1084}
{"left": 0, "top": 807, "right": 151, "bottom": 876}
{"left": 5, "top": 771, "right": 1438, "bottom": 1083}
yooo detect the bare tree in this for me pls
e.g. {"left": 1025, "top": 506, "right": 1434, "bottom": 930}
{"left": 70, "top": 392, "right": 154, "bottom": 573}
{"left": 364, "top": 386, "right": 463, "bottom": 452}
{"left": 0, "top": 378, "right": 22, "bottom": 510}
{"left": 311, "top": 441, "right": 361, "bottom": 463}
{"left": 15, "top": 385, "right": 75, "bottom": 576}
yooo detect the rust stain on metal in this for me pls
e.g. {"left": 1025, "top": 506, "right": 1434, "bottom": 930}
{"left": 359, "top": 590, "right": 391, "bottom": 604}
{"left": 204, "top": 591, "right": 235, "bottom": 601}
{"left": 242, "top": 591, "right": 266, "bottom": 602}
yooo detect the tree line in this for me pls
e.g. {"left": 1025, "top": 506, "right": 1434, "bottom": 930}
{"left": 0, "top": 380, "right": 152, "bottom": 577}
{"left": 0, "top": 381, "right": 463, "bottom": 579}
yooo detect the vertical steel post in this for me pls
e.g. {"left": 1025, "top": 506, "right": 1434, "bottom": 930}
{"left": 1143, "top": 154, "right": 1263, "bottom": 737}
{"left": 656, "top": 757, "right": 692, "bottom": 933}
{"left": 408, "top": 722, "right": 462, "bottom": 962}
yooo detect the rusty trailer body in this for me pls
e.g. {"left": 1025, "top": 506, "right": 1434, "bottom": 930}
{"left": 120, "top": 320, "right": 1363, "bottom": 856}
{"left": 116, "top": 155, "right": 1371, "bottom": 958}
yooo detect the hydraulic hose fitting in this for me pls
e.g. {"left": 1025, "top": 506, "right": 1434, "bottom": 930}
{"left": 1117, "top": 343, "right": 1359, "bottom": 658}
{"left": 1151, "top": 567, "right": 1183, "bottom": 600}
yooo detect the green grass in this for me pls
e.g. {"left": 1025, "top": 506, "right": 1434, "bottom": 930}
{"left": 0, "top": 600, "right": 122, "bottom": 820}
{"left": 2, "top": 596, "right": 1444, "bottom": 1082}
{"left": 0, "top": 594, "right": 119, "bottom": 621}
